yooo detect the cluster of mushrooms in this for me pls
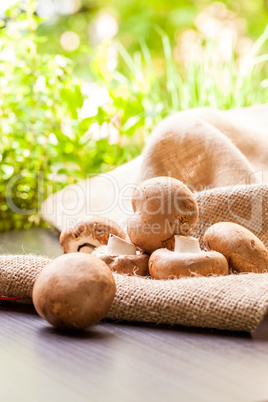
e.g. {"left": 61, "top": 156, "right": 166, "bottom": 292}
{"left": 60, "top": 176, "right": 268, "bottom": 279}
{"left": 33, "top": 176, "right": 268, "bottom": 330}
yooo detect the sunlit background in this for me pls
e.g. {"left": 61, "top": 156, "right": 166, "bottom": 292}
{"left": 1, "top": 0, "right": 267, "bottom": 75}
{"left": 0, "top": 0, "right": 268, "bottom": 231}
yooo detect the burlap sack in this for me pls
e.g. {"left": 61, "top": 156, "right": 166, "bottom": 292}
{"left": 1, "top": 254, "right": 268, "bottom": 332}
{"left": 2, "top": 104, "right": 268, "bottom": 332}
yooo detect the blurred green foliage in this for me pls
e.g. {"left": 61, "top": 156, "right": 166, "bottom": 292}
{"left": 38, "top": 0, "right": 268, "bottom": 78}
{"left": 0, "top": 0, "right": 268, "bottom": 231}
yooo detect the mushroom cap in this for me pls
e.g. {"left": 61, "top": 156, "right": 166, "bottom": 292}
{"left": 93, "top": 246, "right": 149, "bottom": 276}
{"left": 204, "top": 222, "right": 268, "bottom": 273}
{"left": 149, "top": 248, "right": 228, "bottom": 279}
{"left": 32, "top": 253, "right": 116, "bottom": 330}
{"left": 127, "top": 176, "right": 199, "bottom": 254}
{"left": 60, "top": 215, "right": 126, "bottom": 254}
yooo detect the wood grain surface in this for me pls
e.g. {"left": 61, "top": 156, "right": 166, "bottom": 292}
{"left": 0, "top": 229, "right": 267, "bottom": 402}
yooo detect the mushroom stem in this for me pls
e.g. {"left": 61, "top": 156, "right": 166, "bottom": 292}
{"left": 174, "top": 235, "right": 201, "bottom": 254}
{"left": 107, "top": 235, "right": 136, "bottom": 256}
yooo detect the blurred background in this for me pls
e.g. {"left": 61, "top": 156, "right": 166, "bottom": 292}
{"left": 0, "top": 0, "right": 268, "bottom": 231}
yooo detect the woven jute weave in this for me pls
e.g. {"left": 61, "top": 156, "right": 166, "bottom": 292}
{"left": 1, "top": 255, "right": 268, "bottom": 332}
{"left": 3, "top": 105, "right": 268, "bottom": 332}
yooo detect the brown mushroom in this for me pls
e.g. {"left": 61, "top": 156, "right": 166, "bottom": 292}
{"left": 93, "top": 235, "right": 149, "bottom": 276}
{"left": 204, "top": 222, "right": 268, "bottom": 273}
{"left": 32, "top": 253, "right": 116, "bottom": 330}
{"left": 60, "top": 215, "right": 126, "bottom": 254}
{"left": 149, "top": 235, "right": 228, "bottom": 279}
{"left": 127, "top": 176, "right": 199, "bottom": 254}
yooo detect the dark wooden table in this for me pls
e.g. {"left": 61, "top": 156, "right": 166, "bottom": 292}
{"left": 0, "top": 229, "right": 267, "bottom": 402}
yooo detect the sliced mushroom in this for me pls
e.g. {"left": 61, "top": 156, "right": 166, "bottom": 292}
{"left": 93, "top": 235, "right": 149, "bottom": 276}
{"left": 127, "top": 176, "right": 199, "bottom": 254}
{"left": 60, "top": 216, "right": 126, "bottom": 254}
{"left": 149, "top": 235, "right": 228, "bottom": 279}
{"left": 204, "top": 222, "right": 268, "bottom": 273}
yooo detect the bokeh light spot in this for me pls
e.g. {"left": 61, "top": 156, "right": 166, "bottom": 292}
{"left": 60, "top": 31, "right": 80, "bottom": 51}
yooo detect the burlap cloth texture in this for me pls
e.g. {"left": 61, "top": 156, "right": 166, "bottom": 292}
{"left": 4, "top": 105, "right": 268, "bottom": 332}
